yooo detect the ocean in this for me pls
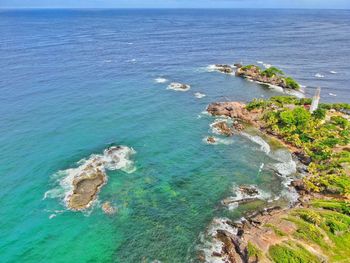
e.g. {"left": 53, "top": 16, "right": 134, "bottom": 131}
{"left": 0, "top": 9, "right": 349, "bottom": 262}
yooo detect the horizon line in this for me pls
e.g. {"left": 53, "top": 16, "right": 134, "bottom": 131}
{"left": 1, "top": 7, "right": 350, "bottom": 10}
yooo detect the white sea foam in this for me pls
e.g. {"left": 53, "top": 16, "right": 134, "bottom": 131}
{"left": 166, "top": 82, "right": 191, "bottom": 92}
{"left": 198, "top": 217, "right": 238, "bottom": 263}
{"left": 315, "top": 73, "right": 325, "bottom": 78}
{"left": 329, "top": 93, "right": 337, "bottom": 97}
{"left": 205, "top": 64, "right": 235, "bottom": 75}
{"left": 210, "top": 118, "right": 232, "bottom": 135}
{"left": 194, "top": 92, "right": 206, "bottom": 99}
{"left": 241, "top": 132, "right": 271, "bottom": 154}
{"left": 257, "top": 61, "right": 264, "bottom": 64}
{"left": 126, "top": 58, "right": 137, "bottom": 63}
{"left": 44, "top": 146, "right": 136, "bottom": 210}
{"left": 263, "top": 63, "right": 272, "bottom": 69}
{"left": 154, "top": 77, "right": 168, "bottom": 84}
{"left": 330, "top": 70, "right": 337, "bottom": 74}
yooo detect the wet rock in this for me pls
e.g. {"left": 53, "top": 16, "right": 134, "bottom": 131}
{"left": 68, "top": 169, "right": 106, "bottom": 210}
{"left": 239, "top": 186, "right": 259, "bottom": 196}
{"left": 213, "top": 121, "right": 234, "bottom": 136}
{"left": 234, "top": 63, "right": 243, "bottom": 68}
{"left": 233, "top": 121, "right": 245, "bottom": 132}
{"left": 102, "top": 201, "right": 117, "bottom": 215}
{"left": 207, "top": 136, "right": 216, "bottom": 144}
{"left": 167, "top": 82, "right": 191, "bottom": 91}
{"left": 291, "top": 179, "right": 306, "bottom": 192}
{"left": 215, "top": 64, "right": 233, "bottom": 74}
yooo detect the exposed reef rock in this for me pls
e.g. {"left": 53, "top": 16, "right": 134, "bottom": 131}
{"left": 214, "top": 64, "right": 234, "bottom": 74}
{"left": 167, "top": 82, "right": 191, "bottom": 91}
{"left": 64, "top": 146, "right": 135, "bottom": 211}
{"left": 206, "top": 136, "right": 216, "bottom": 144}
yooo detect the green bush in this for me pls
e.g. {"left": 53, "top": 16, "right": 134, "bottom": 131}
{"left": 284, "top": 77, "right": 300, "bottom": 90}
{"left": 262, "top": 67, "right": 284, "bottom": 77}
{"left": 269, "top": 242, "right": 319, "bottom": 263}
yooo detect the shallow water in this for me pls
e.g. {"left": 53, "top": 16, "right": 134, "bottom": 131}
{"left": 0, "top": 9, "right": 349, "bottom": 263}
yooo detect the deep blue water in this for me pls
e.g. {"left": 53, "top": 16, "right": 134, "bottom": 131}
{"left": 0, "top": 9, "right": 349, "bottom": 263}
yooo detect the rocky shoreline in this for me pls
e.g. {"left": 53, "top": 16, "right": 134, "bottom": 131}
{"left": 201, "top": 97, "right": 350, "bottom": 262}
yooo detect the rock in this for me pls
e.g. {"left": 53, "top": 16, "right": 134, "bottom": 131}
{"left": 167, "top": 82, "right": 191, "bottom": 91}
{"left": 239, "top": 185, "right": 259, "bottom": 196}
{"left": 213, "top": 121, "right": 234, "bottom": 136}
{"left": 102, "top": 201, "right": 117, "bottom": 215}
{"left": 214, "top": 64, "right": 233, "bottom": 74}
{"left": 68, "top": 168, "right": 106, "bottom": 210}
{"left": 234, "top": 63, "right": 243, "bottom": 68}
{"left": 207, "top": 102, "right": 258, "bottom": 125}
{"left": 294, "top": 151, "right": 312, "bottom": 165}
{"left": 212, "top": 251, "right": 222, "bottom": 257}
{"left": 291, "top": 179, "right": 306, "bottom": 192}
{"left": 235, "top": 64, "right": 288, "bottom": 89}
{"left": 207, "top": 136, "right": 216, "bottom": 144}
{"left": 233, "top": 121, "right": 244, "bottom": 132}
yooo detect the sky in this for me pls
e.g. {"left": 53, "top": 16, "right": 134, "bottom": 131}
{"left": 1, "top": 0, "right": 350, "bottom": 9}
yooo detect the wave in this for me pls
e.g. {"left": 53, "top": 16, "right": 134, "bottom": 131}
{"left": 194, "top": 92, "right": 206, "bottom": 99}
{"left": 330, "top": 70, "right": 337, "bottom": 74}
{"left": 44, "top": 146, "right": 136, "bottom": 210}
{"left": 315, "top": 73, "right": 325, "bottom": 78}
{"left": 197, "top": 217, "right": 238, "bottom": 263}
{"left": 263, "top": 63, "right": 272, "bottom": 69}
{"left": 209, "top": 118, "right": 232, "bottom": 135}
{"left": 241, "top": 132, "right": 271, "bottom": 154}
{"left": 154, "top": 77, "right": 168, "bottom": 84}
{"left": 329, "top": 92, "right": 337, "bottom": 97}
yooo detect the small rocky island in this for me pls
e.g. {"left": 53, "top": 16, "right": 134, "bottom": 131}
{"left": 235, "top": 64, "right": 301, "bottom": 90}
{"left": 66, "top": 146, "right": 135, "bottom": 212}
{"left": 203, "top": 95, "right": 350, "bottom": 262}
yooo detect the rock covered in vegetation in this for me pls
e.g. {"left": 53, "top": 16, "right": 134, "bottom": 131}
{"left": 235, "top": 64, "right": 301, "bottom": 90}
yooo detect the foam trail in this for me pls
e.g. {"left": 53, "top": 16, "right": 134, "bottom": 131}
{"left": 241, "top": 132, "right": 271, "bottom": 154}
{"left": 154, "top": 77, "right": 168, "bottom": 84}
{"left": 315, "top": 73, "right": 325, "bottom": 78}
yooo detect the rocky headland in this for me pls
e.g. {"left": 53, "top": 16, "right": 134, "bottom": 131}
{"left": 202, "top": 95, "right": 350, "bottom": 262}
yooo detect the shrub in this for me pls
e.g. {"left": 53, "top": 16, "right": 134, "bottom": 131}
{"left": 284, "top": 77, "right": 300, "bottom": 90}
{"left": 262, "top": 67, "right": 284, "bottom": 77}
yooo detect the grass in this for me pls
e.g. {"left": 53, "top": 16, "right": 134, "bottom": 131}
{"left": 264, "top": 223, "right": 287, "bottom": 237}
{"left": 269, "top": 242, "right": 320, "bottom": 263}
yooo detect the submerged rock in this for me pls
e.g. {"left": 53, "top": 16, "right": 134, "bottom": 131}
{"left": 102, "top": 201, "right": 117, "bottom": 215}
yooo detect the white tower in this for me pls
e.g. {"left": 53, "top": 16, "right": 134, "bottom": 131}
{"left": 310, "top": 87, "right": 321, "bottom": 113}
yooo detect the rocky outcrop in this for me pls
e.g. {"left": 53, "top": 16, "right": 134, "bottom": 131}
{"left": 207, "top": 102, "right": 261, "bottom": 125}
{"left": 167, "top": 82, "right": 191, "bottom": 91}
{"left": 212, "top": 121, "right": 234, "bottom": 136}
{"left": 68, "top": 167, "right": 106, "bottom": 210}
{"left": 214, "top": 64, "right": 234, "bottom": 74}
{"left": 206, "top": 136, "right": 216, "bottom": 144}
{"left": 65, "top": 146, "right": 135, "bottom": 211}
{"left": 235, "top": 65, "right": 287, "bottom": 87}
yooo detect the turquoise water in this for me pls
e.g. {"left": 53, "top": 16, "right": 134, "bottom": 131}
{"left": 1, "top": 9, "right": 349, "bottom": 263}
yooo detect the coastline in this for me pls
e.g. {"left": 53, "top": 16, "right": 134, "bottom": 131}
{"left": 201, "top": 97, "right": 350, "bottom": 262}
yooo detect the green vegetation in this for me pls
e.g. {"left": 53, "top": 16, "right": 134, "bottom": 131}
{"left": 284, "top": 77, "right": 300, "bottom": 90}
{"left": 264, "top": 223, "right": 287, "bottom": 236}
{"left": 269, "top": 242, "right": 319, "bottom": 263}
{"left": 247, "top": 241, "right": 262, "bottom": 260}
{"left": 247, "top": 96, "right": 350, "bottom": 195}
{"left": 262, "top": 67, "right": 284, "bottom": 77}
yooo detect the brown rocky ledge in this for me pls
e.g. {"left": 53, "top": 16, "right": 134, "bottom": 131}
{"left": 66, "top": 146, "right": 134, "bottom": 211}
